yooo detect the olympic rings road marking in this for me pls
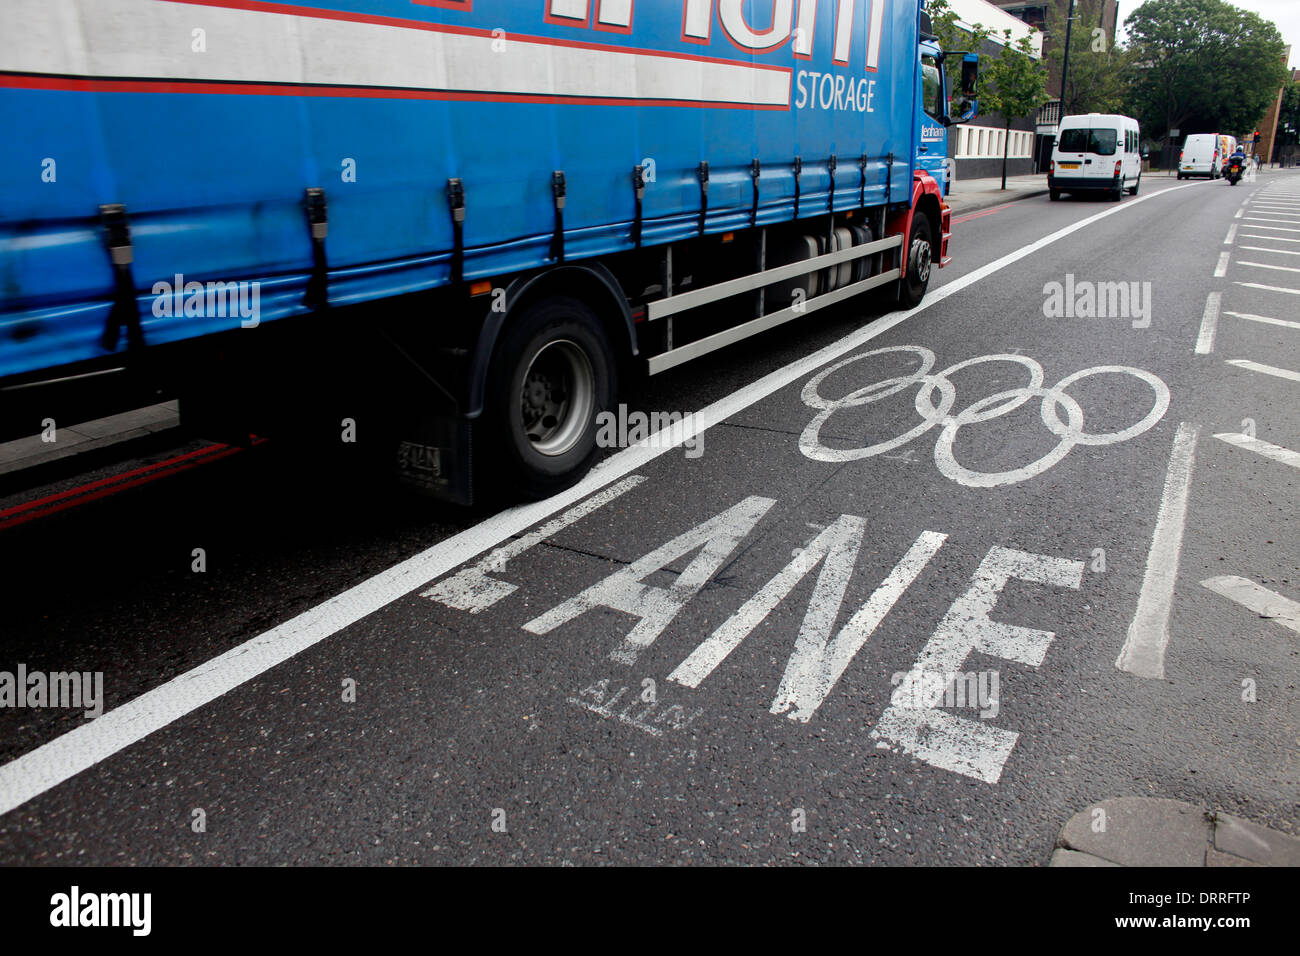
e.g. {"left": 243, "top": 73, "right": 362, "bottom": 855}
{"left": 798, "top": 346, "right": 1171, "bottom": 488}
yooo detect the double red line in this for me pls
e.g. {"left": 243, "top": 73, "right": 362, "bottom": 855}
{"left": 0, "top": 440, "right": 260, "bottom": 531}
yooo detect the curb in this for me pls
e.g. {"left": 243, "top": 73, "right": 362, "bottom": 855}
{"left": 945, "top": 187, "right": 1051, "bottom": 217}
{"left": 1050, "top": 797, "right": 1300, "bottom": 867}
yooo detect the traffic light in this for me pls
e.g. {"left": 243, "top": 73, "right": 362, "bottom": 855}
{"left": 1254, "top": 130, "right": 1261, "bottom": 143}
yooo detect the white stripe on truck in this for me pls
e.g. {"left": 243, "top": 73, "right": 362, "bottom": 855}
{"left": 1, "top": 0, "right": 792, "bottom": 107}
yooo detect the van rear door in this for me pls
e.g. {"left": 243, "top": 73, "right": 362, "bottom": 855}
{"left": 1058, "top": 118, "right": 1118, "bottom": 182}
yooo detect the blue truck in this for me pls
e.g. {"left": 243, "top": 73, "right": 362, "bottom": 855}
{"left": 0, "top": 0, "right": 977, "bottom": 501}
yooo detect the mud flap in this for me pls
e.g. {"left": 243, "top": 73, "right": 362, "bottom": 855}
{"left": 395, "top": 416, "right": 474, "bottom": 505}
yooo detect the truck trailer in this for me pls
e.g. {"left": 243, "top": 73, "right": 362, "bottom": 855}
{"left": 0, "top": 0, "right": 978, "bottom": 502}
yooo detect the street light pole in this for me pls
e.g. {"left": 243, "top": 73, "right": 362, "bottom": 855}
{"left": 1059, "top": 0, "right": 1076, "bottom": 120}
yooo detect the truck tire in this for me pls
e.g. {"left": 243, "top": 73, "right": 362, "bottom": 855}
{"left": 1112, "top": 178, "right": 1125, "bottom": 201}
{"left": 897, "top": 211, "right": 933, "bottom": 309}
{"left": 1049, "top": 189, "right": 1061, "bottom": 201}
{"left": 486, "top": 296, "right": 616, "bottom": 500}
{"left": 1128, "top": 175, "right": 1140, "bottom": 196}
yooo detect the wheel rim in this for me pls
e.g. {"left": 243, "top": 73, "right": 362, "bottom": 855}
{"left": 518, "top": 339, "right": 595, "bottom": 457}
{"left": 909, "top": 235, "right": 932, "bottom": 286}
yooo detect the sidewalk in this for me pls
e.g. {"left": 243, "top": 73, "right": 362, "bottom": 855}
{"left": 944, "top": 172, "right": 1050, "bottom": 215}
{"left": 0, "top": 401, "right": 179, "bottom": 477}
{"left": 1050, "top": 797, "right": 1300, "bottom": 867}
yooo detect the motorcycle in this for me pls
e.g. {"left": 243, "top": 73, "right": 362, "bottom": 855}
{"left": 1225, "top": 157, "right": 1246, "bottom": 185}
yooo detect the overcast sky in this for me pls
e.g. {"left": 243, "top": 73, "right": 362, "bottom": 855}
{"left": 1119, "top": 0, "right": 1300, "bottom": 70}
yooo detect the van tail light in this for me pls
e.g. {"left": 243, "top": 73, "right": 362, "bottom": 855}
{"left": 1050, "top": 160, "right": 1056, "bottom": 173}
{"left": 1114, "top": 160, "right": 1123, "bottom": 175}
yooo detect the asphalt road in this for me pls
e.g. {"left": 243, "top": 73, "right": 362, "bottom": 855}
{"left": 1, "top": 169, "right": 1296, "bottom": 865}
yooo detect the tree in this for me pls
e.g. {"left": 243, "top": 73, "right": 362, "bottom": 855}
{"left": 1044, "top": 0, "right": 1133, "bottom": 115}
{"left": 1127, "top": 0, "right": 1287, "bottom": 144}
{"left": 984, "top": 32, "right": 1050, "bottom": 188}
{"left": 925, "top": 0, "right": 991, "bottom": 97}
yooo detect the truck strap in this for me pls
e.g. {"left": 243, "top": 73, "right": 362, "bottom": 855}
{"left": 793, "top": 156, "right": 803, "bottom": 219}
{"left": 750, "top": 159, "right": 761, "bottom": 228}
{"left": 447, "top": 178, "right": 466, "bottom": 285}
{"left": 858, "top": 154, "right": 868, "bottom": 209}
{"left": 632, "top": 164, "right": 645, "bottom": 248}
{"left": 303, "top": 187, "right": 329, "bottom": 309}
{"left": 827, "top": 155, "right": 837, "bottom": 212}
{"left": 550, "top": 171, "right": 566, "bottom": 262}
{"left": 697, "top": 161, "right": 709, "bottom": 237}
{"left": 97, "top": 204, "right": 145, "bottom": 354}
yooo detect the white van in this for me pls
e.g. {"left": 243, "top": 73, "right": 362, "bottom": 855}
{"left": 1179, "top": 133, "right": 1221, "bottom": 179}
{"left": 1049, "top": 113, "right": 1142, "bottom": 201}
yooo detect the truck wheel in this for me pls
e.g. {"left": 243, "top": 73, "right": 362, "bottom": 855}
{"left": 897, "top": 212, "right": 933, "bottom": 309}
{"left": 487, "top": 296, "right": 616, "bottom": 499}
{"left": 1128, "top": 176, "right": 1140, "bottom": 196}
{"left": 1112, "top": 178, "right": 1125, "bottom": 201}
{"left": 1049, "top": 189, "right": 1061, "bottom": 201}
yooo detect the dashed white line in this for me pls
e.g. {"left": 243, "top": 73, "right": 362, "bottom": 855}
{"left": 0, "top": 180, "right": 1205, "bottom": 819}
{"left": 1225, "top": 358, "right": 1300, "bottom": 383}
{"left": 1238, "top": 260, "right": 1300, "bottom": 274}
{"left": 1195, "top": 292, "right": 1221, "bottom": 354}
{"left": 1214, "top": 252, "right": 1231, "bottom": 277}
{"left": 1223, "top": 224, "right": 1238, "bottom": 245}
{"left": 1239, "top": 246, "right": 1300, "bottom": 256}
{"left": 1223, "top": 311, "right": 1300, "bottom": 330}
{"left": 1236, "top": 282, "right": 1300, "bottom": 295}
{"left": 1116, "top": 422, "right": 1199, "bottom": 680}
{"left": 1213, "top": 431, "right": 1300, "bottom": 468}
{"left": 1239, "top": 224, "right": 1300, "bottom": 233}
{"left": 1201, "top": 576, "right": 1300, "bottom": 633}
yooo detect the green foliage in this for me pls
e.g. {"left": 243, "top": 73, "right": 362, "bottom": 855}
{"left": 1045, "top": 0, "right": 1133, "bottom": 115}
{"left": 983, "top": 32, "right": 1050, "bottom": 187}
{"left": 925, "top": 0, "right": 991, "bottom": 95}
{"left": 985, "top": 31, "right": 1051, "bottom": 125}
{"left": 1126, "top": 0, "right": 1288, "bottom": 141}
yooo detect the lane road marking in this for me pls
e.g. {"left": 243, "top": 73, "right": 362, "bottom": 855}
{"left": 0, "top": 180, "right": 1205, "bottom": 818}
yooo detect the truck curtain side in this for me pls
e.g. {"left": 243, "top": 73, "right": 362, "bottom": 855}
{"left": 0, "top": 0, "right": 970, "bottom": 501}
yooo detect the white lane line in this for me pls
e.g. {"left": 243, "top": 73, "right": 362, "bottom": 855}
{"left": 1223, "top": 224, "right": 1238, "bottom": 245}
{"left": 1244, "top": 218, "right": 1300, "bottom": 225}
{"left": 1235, "top": 207, "right": 1244, "bottom": 218}
{"left": 1238, "top": 260, "right": 1300, "bottom": 274}
{"left": 1240, "top": 224, "right": 1300, "bottom": 233}
{"left": 1214, "top": 252, "right": 1231, "bottom": 277}
{"left": 1212, "top": 432, "right": 1300, "bottom": 469}
{"left": 1223, "top": 310, "right": 1300, "bottom": 330}
{"left": 1239, "top": 245, "right": 1300, "bottom": 256}
{"left": 1201, "top": 576, "right": 1300, "bottom": 633}
{"left": 1225, "top": 358, "right": 1300, "bottom": 383}
{"left": 0, "top": 180, "right": 1204, "bottom": 819}
{"left": 1194, "top": 292, "right": 1220, "bottom": 354}
{"left": 1236, "top": 282, "right": 1300, "bottom": 295}
{"left": 1116, "top": 422, "right": 1199, "bottom": 680}
{"left": 1241, "top": 234, "right": 1300, "bottom": 243}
